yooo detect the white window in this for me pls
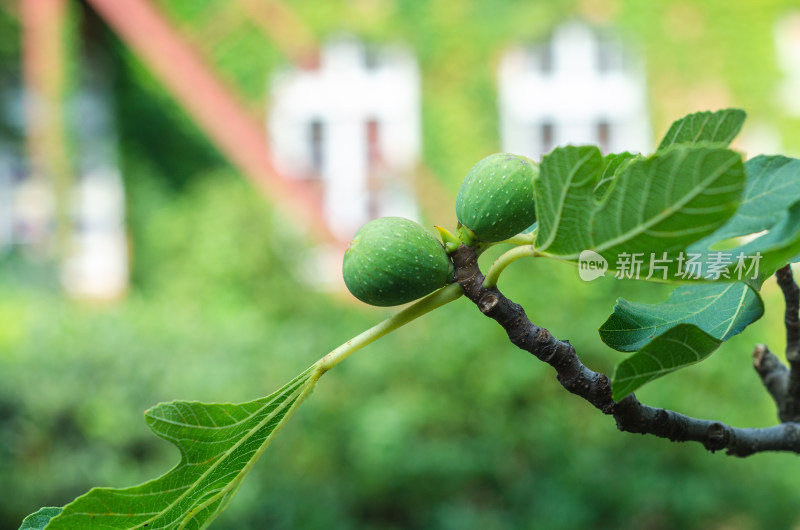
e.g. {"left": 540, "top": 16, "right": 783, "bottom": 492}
{"left": 498, "top": 22, "right": 652, "bottom": 161}
{"left": 61, "top": 88, "right": 128, "bottom": 301}
{"left": 268, "top": 37, "right": 422, "bottom": 240}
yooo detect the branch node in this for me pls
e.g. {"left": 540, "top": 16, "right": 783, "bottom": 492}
{"left": 594, "top": 374, "right": 614, "bottom": 414}
{"left": 478, "top": 293, "right": 499, "bottom": 314}
{"left": 753, "top": 344, "right": 769, "bottom": 369}
{"left": 536, "top": 328, "right": 552, "bottom": 343}
{"left": 704, "top": 423, "right": 728, "bottom": 452}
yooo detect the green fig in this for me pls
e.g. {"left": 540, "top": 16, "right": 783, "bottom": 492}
{"left": 343, "top": 217, "right": 454, "bottom": 306}
{"left": 455, "top": 153, "right": 538, "bottom": 242}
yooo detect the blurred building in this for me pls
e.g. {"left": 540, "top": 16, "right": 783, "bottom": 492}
{"left": 60, "top": 81, "right": 128, "bottom": 300}
{"left": 0, "top": 87, "right": 53, "bottom": 254}
{"left": 0, "top": 79, "right": 127, "bottom": 300}
{"left": 0, "top": 148, "right": 11, "bottom": 252}
{"left": 776, "top": 11, "right": 800, "bottom": 117}
{"left": 267, "top": 37, "right": 421, "bottom": 241}
{"left": 0, "top": 141, "right": 54, "bottom": 254}
{"left": 498, "top": 21, "right": 652, "bottom": 160}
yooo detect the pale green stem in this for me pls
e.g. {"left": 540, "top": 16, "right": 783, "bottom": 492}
{"left": 497, "top": 231, "right": 537, "bottom": 246}
{"left": 483, "top": 245, "right": 540, "bottom": 288}
{"left": 480, "top": 231, "right": 537, "bottom": 252}
{"left": 316, "top": 282, "right": 464, "bottom": 373}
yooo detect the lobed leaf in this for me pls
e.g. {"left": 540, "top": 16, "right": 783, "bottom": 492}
{"left": 19, "top": 508, "right": 62, "bottom": 530}
{"left": 731, "top": 199, "right": 800, "bottom": 279}
{"left": 534, "top": 145, "right": 602, "bottom": 256}
{"left": 22, "top": 366, "right": 319, "bottom": 530}
{"left": 611, "top": 324, "right": 722, "bottom": 401}
{"left": 706, "top": 155, "right": 800, "bottom": 241}
{"left": 685, "top": 201, "right": 800, "bottom": 284}
{"left": 593, "top": 151, "right": 639, "bottom": 199}
{"left": 534, "top": 145, "right": 745, "bottom": 279}
{"left": 600, "top": 153, "right": 800, "bottom": 397}
{"left": 657, "top": 108, "right": 746, "bottom": 150}
{"left": 600, "top": 281, "right": 763, "bottom": 352}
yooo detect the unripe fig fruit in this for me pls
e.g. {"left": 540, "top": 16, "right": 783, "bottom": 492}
{"left": 343, "top": 217, "right": 453, "bottom": 307}
{"left": 455, "top": 153, "right": 538, "bottom": 242}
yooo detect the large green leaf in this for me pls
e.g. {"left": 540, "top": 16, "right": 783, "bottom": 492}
{"left": 533, "top": 145, "right": 603, "bottom": 256}
{"left": 680, "top": 200, "right": 800, "bottom": 284}
{"left": 698, "top": 155, "right": 800, "bottom": 243}
{"left": 18, "top": 282, "right": 464, "bottom": 530}
{"left": 599, "top": 281, "right": 763, "bottom": 352}
{"left": 732, "top": 199, "right": 800, "bottom": 278}
{"left": 678, "top": 154, "right": 800, "bottom": 282}
{"left": 19, "top": 508, "right": 62, "bottom": 530}
{"left": 27, "top": 366, "right": 319, "bottom": 530}
{"left": 657, "top": 108, "right": 746, "bottom": 150}
{"left": 600, "top": 152, "right": 797, "bottom": 398}
{"left": 611, "top": 324, "right": 722, "bottom": 401}
{"left": 534, "top": 145, "right": 745, "bottom": 278}
{"left": 593, "top": 151, "right": 638, "bottom": 199}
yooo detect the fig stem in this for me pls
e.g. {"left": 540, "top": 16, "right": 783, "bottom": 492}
{"left": 494, "top": 231, "right": 537, "bottom": 247}
{"left": 317, "top": 282, "right": 464, "bottom": 373}
{"left": 483, "top": 245, "right": 540, "bottom": 288}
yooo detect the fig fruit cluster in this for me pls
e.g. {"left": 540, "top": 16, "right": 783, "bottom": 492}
{"left": 342, "top": 153, "right": 537, "bottom": 306}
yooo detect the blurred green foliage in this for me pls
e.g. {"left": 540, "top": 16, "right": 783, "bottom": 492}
{"left": 3, "top": 1, "right": 800, "bottom": 529}
{"left": 0, "top": 7, "right": 20, "bottom": 142}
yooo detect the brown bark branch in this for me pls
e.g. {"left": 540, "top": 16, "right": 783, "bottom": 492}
{"left": 776, "top": 265, "right": 800, "bottom": 360}
{"left": 753, "top": 344, "right": 789, "bottom": 421}
{"left": 452, "top": 245, "right": 800, "bottom": 457}
{"left": 775, "top": 265, "right": 800, "bottom": 421}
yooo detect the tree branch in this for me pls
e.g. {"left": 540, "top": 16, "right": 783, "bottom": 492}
{"left": 775, "top": 265, "right": 800, "bottom": 421}
{"left": 452, "top": 245, "right": 800, "bottom": 457}
{"left": 753, "top": 344, "right": 789, "bottom": 420}
{"left": 776, "top": 265, "right": 800, "bottom": 360}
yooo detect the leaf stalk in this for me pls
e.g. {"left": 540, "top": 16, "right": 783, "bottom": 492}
{"left": 317, "top": 282, "right": 464, "bottom": 373}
